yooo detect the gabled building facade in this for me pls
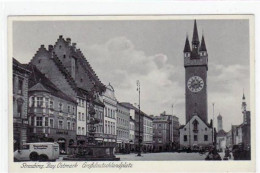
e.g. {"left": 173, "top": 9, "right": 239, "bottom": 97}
{"left": 116, "top": 102, "right": 130, "bottom": 153}
{"left": 13, "top": 58, "right": 31, "bottom": 151}
{"left": 26, "top": 65, "right": 77, "bottom": 153}
{"left": 102, "top": 84, "right": 117, "bottom": 146}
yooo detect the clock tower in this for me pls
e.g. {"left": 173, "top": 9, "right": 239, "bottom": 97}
{"left": 184, "top": 20, "right": 208, "bottom": 124}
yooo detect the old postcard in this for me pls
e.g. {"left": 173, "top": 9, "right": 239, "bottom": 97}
{"left": 8, "top": 15, "right": 255, "bottom": 172}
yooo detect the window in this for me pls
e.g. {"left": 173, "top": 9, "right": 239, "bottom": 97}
{"left": 68, "top": 105, "right": 71, "bottom": 113}
{"left": 36, "top": 97, "right": 43, "bottom": 107}
{"left": 72, "top": 106, "right": 75, "bottom": 114}
{"left": 78, "top": 112, "right": 81, "bottom": 121}
{"left": 204, "top": 135, "right": 208, "bottom": 141}
{"left": 78, "top": 127, "right": 81, "bottom": 135}
{"left": 205, "top": 128, "right": 207, "bottom": 131}
{"left": 36, "top": 117, "right": 43, "bottom": 126}
{"left": 45, "top": 98, "right": 49, "bottom": 108}
{"left": 45, "top": 117, "right": 48, "bottom": 126}
{"left": 193, "top": 119, "right": 198, "bottom": 132}
{"left": 82, "top": 127, "right": 85, "bottom": 134}
{"left": 59, "top": 103, "right": 63, "bottom": 112}
{"left": 82, "top": 113, "right": 84, "bottom": 121}
{"left": 58, "top": 120, "right": 63, "bottom": 129}
{"left": 184, "top": 135, "right": 187, "bottom": 142}
{"left": 17, "top": 102, "right": 23, "bottom": 117}
{"left": 50, "top": 119, "right": 54, "bottom": 128}
{"left": 31, "top": 97, "right": 35, "bottom": 107}
{"left": 63, "top": 55, "right": 66, "bottom": 59}
{"left": 67, "top": 122, "right": 71, "bottom": 130}
{"left": 72, "top": 122, "right": 75, "bottom": 130}
{"left": 18, "top": 79, "right": 23, "bottom": 95}
{"left": 50, "top": 100, "right": 54, "bottom": 109}
{"left": 158, "top": 138, "right": 162, "bottom": 143}
{"left": 194, "top": 135, "right": 198, "bottom": 141}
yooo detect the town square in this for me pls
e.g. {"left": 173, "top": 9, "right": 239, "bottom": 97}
{"left": 12, "top": 17, "right": 251, "bottom": 162}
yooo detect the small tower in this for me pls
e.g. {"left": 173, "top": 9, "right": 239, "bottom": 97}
{"left": 241, "top": 90, "right": 248, "bottom": 124}
{"left": 217, "top": 113, "right": 223, "bottom": 132}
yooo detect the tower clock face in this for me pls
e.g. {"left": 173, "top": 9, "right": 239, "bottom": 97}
{"left": 187, "top": 76, "right": 204, "bottom": 92}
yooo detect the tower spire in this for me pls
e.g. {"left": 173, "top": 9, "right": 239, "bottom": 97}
{"left": 192, "top": 20, "right": 200, "bottom": 45}
{"left": 199, "top": 34, "right": 207, "bottom": 51}
{"left": 242, "top": 88, "right": 245, "bottom": 100}
{"left": 183, "top": 35, "right": 191, "bottom": 52}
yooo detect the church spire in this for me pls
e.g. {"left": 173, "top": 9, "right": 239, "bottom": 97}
{"left": 199, "top": 34, "right": 207, "bottom": 51}
{"left": 192, "top": 20, "right": 200, "bottom": 45}
{"left": 242, "top": 89, "right": 245, "bottom": 100}
{"left": 183, "top": 36, "right": 191, "bottom": 52}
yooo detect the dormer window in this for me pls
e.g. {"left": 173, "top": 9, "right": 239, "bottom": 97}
{"left": 38, "top": 59, "right": 41, "bottom": 64}
{"left": 80, "top": 78, "right": 83, "bottom": 82}
{"left": 63, "top": 55, "right": 66, "bottom": 59}
{"left": 59, "top": 45, "right": 62, "bottom": 49}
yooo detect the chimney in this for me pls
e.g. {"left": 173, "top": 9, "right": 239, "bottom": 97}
{"left": 66, "top": 38, "right": 71, "bottom": 45}
{"left": 40, "top": 45, "right": 45, "bottom": 49}
{"left": 48, "top": 45, "right": 53, "bottom": 52}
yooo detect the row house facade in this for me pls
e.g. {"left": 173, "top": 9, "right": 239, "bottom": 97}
{"left": 121, "top": 102, "right": 144, "bottom": 152}
{"left": 116, "top": 102, "right": 130, "bottom": 152}
{"left": 152, "top": 114, "right": 171, "bottom": 152}
{"left": 26, "top": 64, "right": 77, "bottom": 153}
{"left": 129, "top": 117, "right": 135, "bottom": 151}
{"left": 102, "top": 84, "right": 117, "bottom": 146}
{"left": 143, "top": 114, "right": 153, "bottom": 152}
{"left": 13, "top": 58, "right": 31, "bottom": 151}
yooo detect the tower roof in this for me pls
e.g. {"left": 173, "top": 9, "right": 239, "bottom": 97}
{"left": 183, "top": 36, "right": 191, "bottom": 52}
{"left": 242, "top": 91, "right": 245, "bottom": 100}
{"left": 217, "top": 113, "right": 222, "bottom": 119}
{"left": 199, "top": 35, "right": 207, "bottom": 51}
{"left": 192, "top": 20, "right": 200, "bottom": 44}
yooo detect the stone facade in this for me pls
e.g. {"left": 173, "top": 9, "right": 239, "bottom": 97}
{"left": 13, "top": 58, "right": 31, "bottom": 151}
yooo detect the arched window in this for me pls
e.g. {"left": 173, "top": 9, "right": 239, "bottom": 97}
{"left": 192, "top": 119, "right": 199, "bottom": 132}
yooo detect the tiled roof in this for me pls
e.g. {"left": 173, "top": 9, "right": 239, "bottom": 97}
{"left": 28, "top": 82, "right": 50, "bottom": 93}
{"left": 27, "top": 64, "right": 77, "bottom": 104}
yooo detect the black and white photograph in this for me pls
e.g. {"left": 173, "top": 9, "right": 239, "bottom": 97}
{"left": 8, "top": 15, "right": 255, "bottom": 172}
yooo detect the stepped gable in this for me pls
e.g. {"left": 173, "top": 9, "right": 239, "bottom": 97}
{"left": 26, "top": 64, "right": 77, "bottom": 103}
{"left": 53, "top": 35, "right": 69, "bottom": 49}
{"left": 31, "top": 45, "right": 51, "bottom": 63}
{"left": 76, "top": 48, "right": 106, "bottom": 92}
{"left": 51, "top": 52, "right": 84, "bottom": 97}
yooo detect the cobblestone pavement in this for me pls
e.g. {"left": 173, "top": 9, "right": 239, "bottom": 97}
{"left": 115, "top": 152, "right": 232, "bottom": 161}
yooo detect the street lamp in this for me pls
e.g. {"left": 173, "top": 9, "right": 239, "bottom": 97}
{"left": 137, "top": 80, "right": 141, "bottom": 157}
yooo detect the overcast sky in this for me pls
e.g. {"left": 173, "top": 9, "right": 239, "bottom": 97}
{"left": 12, "top": 19, "right": 250, "bottom": 131}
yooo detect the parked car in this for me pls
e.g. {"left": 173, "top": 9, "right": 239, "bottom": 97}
{"left": 14, "top": 142, "right": 59, "bottom": 162}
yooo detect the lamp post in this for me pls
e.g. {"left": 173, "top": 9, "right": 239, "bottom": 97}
{"left": 137, "top": 80, "right": 141, "bottom": 156}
